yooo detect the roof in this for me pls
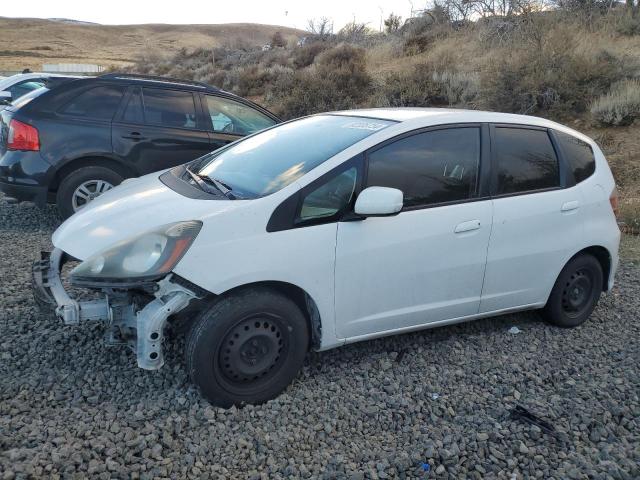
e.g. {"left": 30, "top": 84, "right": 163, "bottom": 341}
{"left": 97, "top": 73, "right": 221, "bottom": 93}
{"left": 0, "top": 73, "right": 81, "bottom": 90}
{"left": 331, "top": 107, "right": 569, "bottom": 130}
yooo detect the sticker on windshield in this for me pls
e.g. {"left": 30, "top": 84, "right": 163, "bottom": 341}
{"left": 342, "top": 121, "right": 388, "bottom": 131}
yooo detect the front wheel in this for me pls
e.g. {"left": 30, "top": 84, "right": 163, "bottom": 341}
{"left": 186, "top": 288, "right": 309, "bottom": 407}
{"left": 543, "top": 254, "right": 603, "bottom": 328}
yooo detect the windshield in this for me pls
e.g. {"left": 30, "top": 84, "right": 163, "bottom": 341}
{"left": 196, "top": 115, "right": 395, "bottom": 199}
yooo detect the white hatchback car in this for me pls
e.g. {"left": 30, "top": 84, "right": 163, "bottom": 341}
{"left": 33, "top": 109, "right": 620, "bottom": 406}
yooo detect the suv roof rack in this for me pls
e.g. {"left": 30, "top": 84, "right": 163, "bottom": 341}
{"left": 98, "top": 73, "right": 217, "bottom": 90}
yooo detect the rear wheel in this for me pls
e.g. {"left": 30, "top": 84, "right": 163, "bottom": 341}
{"left": 56, "top": 166, "right": 123, "bottom": 219}
{"left": 186, "top": 288, "right": 309, "bottom": 407}
{"left": 543, "top": 254, "right": 603, "bottom": 328}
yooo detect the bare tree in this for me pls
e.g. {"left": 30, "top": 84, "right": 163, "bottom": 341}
{"left": 384, "top": 13, "right": 402, "bottom": 32}
{"left": 307, "top": 17, "right": 334, "bottom": 39}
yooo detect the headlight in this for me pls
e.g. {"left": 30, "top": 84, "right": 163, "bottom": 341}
{"left": 70, "top": 221, "right": 202, "bottom": 285}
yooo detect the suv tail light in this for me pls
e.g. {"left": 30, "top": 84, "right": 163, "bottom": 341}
{"left": 609, "top": 186, "right": 619, "bottom": 220}
{"left": 7, "top": 119, "right": 40, "bottom": 151}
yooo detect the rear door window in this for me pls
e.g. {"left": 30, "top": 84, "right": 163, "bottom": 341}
{"left": 366, "top": 127, "right": 481, "bottom": 208}
{"left": 493, "top": 127, "right": 560, "bottom": 195}
{"left": 121, "top": 87, "right": 144, "bottom": 124}
{"left": 555, "top": 131, "right": 595, "bottom": 183}
{"left": 142, "top": 88, "right": 197, "bottom": 129}
{"left": 59, "top": 85, "right": 125, "bottom": 120}
{"left": 204, "top": 95, "right": 276, "bottom": 135}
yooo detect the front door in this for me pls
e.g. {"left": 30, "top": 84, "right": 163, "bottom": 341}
{"left": 112, "top": 87, "right": 212, "bottom": 174}
{"left": 334, "top": 126, "right": 492, "bottom": 340}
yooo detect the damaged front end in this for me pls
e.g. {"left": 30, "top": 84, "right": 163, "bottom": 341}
{"left": 32, "top": 248, "right": 201, "bottom": 370}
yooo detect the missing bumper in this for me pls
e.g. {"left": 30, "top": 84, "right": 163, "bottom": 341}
{"left": 32, "top": 249, "right": 199, "bottom": 370}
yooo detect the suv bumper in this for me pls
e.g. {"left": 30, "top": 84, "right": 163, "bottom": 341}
{"left": 32, "top": 249, "right": 199, "bottom": 370}
{"left": 0, "top": 150, "right": 54, "bottom": 206}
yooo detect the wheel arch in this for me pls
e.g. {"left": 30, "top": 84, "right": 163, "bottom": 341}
{"left": 219, "top": 281, "right": 322, "bottom": 350}
{"left": 50, "top": 156, "right": 136, "bottom": 192}
{"left": 571, "top": 245, "right": 612, "bottom": 292}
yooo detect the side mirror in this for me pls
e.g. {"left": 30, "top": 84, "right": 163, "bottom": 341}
{"left": 0, "top": 91, "right": 11, "bottom": 105}
{"left": 354, "top": 187, "right": 403, "bottom": 217}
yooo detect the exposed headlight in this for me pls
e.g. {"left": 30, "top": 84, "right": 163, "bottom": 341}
{"left": 70, "top": 221, "right": 202, "bottom": 285}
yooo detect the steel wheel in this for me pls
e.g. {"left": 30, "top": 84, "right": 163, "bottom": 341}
{"left": 71, "top": 180, "right": 113, "bottom": 211}
{"left": 218, "top": 315, "right": 287, "bottom": 385}
{"left": 561, "top": 268, "right": 594, "bottom": 318}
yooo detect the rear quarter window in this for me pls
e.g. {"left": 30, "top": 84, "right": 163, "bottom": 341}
{"left": 59, "top": 85, "right": 125, "bottom": 120}
{"left": 555, "top": 131, "right": 596, "bottom": 183}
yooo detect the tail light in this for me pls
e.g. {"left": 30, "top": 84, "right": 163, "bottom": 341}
{"left": 609, "top": 186, "right": 619, "bottom": 220}
{"left": 7, "top": 119, "right": 40, "bottom": 151}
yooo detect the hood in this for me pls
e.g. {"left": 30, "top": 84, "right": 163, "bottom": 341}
{"left": 52, "top": 171, "right": 246, "bottom": 260}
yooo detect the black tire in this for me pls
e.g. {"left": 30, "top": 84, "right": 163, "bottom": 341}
{"left": 56, "top": 166, "right": 124, "bottom": 219}
{"left": 543, "top": 254, "right": 603, "bottom": 328}
{"left": 186, "top": 287, "right": 309, "bottom": 407}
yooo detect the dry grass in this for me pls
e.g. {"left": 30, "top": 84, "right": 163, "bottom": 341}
{"left": 0, "top": 17, "right": 304, "bottom": 71}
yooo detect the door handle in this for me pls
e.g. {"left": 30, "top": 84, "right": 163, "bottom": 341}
{"left": 561, "top": 201, "right": 580, "bottom": 212}
{"left": 122, "top": 132, "right": 146, "bottom": 140}
{"left": 454, "top": 219, "right": 481, "bottom": 233}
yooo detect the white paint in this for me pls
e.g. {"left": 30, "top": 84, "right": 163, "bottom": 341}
{"left": 53, "top": 108, "right": 621, "bottom": 351}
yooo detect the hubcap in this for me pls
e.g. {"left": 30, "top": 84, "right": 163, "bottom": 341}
{"left": 219, "top": 317, "right": 286, "bottom": 384}
{"left": 561, "top": 269, "right": 593, "bottom": 317}
{"left": 71, "top": 180, "right": 114, "bottom": 211}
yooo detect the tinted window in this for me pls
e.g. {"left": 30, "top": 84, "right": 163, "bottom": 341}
{"left": 60, "top": 86, "right": 125, "bottom": 120}
{"left": 142, "top": 88, "right": 196, "bottom": 129}
{"left": 205, "top": 95, "right": 276, "bottom": 135}
{"left": 298, "top": 167, "right": 358, "bottom": 222}
{"left": 556, "top": 131, "right": 595, "bottom": 183}
{"left": 494, "top": 128, "right": 559, "bottom": 195}
{"left": 197, "top": 115, "right": 393, "bottom": 199}
{"left": 122, "top": 88, "right": 144, "bottom": 124}
{"left": 367, "top": 127, "right": 480, "bottom": 208}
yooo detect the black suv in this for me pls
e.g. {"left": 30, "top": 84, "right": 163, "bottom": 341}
{"left": 0, "top": 73, "right": 280, "bottom": 218}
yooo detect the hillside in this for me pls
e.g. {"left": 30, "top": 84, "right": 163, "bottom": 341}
{"left": 0, "top": 17, "right": 304, "bottom": 71}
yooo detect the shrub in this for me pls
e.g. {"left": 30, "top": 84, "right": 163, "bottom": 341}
{"left": 591, "top": 79, "right": 640, "bottom": 126}
{"left": 266, "top": 44, "right": 371, "bottom": 119}
{"left": 293, "top": 42, "right": 331, "bottom": 68}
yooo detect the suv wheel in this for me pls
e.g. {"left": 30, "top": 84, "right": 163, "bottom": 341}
{"left": 543, "top": 253, "right": 603, "bottom": 328}
{"left": 56, "top": 166, "right": 123, "bottom": 219}
{"left": 186, "top": 288, "right": 309, "bottom": 407}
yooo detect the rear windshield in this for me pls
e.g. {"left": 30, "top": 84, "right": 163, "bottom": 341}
{"left": 196, "top": 115, "right": 394, "bottom": 199}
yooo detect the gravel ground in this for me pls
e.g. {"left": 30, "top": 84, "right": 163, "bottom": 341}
{"left": 0, "top": 195, "right": 638, "bottom": 480}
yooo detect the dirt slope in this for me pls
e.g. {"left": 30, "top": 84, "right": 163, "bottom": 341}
{"left": 0, "top": 17, "right": 304, "bottom": 71}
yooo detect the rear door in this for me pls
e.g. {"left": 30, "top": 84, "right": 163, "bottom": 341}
{"left": 201, "top": 94, "right": 278, "bottom": 150}
{"left": 112, "top": 87, "right": 212, "bottom": 174}
{"left": 480, "top": 125, "right": 584, "bottom": 312}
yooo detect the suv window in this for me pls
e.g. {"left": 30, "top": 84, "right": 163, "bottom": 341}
{"left": 205, "top": 95, "right": 276, "bottom": 135}
{"left": 122, "top": 87, "right": 144, "bottom": 124}
{"left": 142, "top": 88, "right": 197, "bottom": 129}
{"left": 59, "top": 85, "right": 125, "bottom": 120}
{"left": 494, "top": 127, "right": 560, "bottom": 195}
{"left": 555, "top": 131, "right": 595, "bottom": 183}
{"left": 366, "top": 127, "right": 480, "bottom": 208}
{"left": 298, "top": 167, "right": 358, "bottom": 222}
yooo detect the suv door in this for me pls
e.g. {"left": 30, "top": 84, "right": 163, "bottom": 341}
{"left": 334, "top": 125, "right": 492, "bottom": 339}
{"left": 201, "top": 94, "right": 278, "bottom": 150}
{"left": 479, "top": 125, "right": 584, "bottom": 312}
{"left": 112, "top": 87, "right": 212, "bottom": 174}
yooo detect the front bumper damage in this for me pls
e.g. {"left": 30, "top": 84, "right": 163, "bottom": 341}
{"left": 32, "top": 249, "right": 199, "bottom": 370}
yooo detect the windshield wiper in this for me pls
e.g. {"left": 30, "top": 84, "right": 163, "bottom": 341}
{"left": 185, "top": 165, "right": 238, "bottom": 200}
